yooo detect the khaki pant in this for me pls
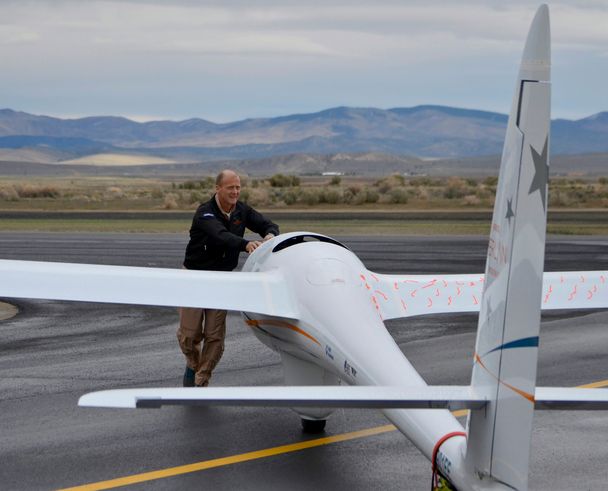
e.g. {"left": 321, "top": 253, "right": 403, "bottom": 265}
{"left": 177, "top": 307, "right": 227, "bottom": 386}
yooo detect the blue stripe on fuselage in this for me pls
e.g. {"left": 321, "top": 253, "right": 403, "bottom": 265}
{"left": 484, "top": 336, "right": 539, "bottom": 357}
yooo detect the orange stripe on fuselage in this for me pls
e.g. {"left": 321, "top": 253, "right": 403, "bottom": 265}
{"left": 246, "top": 319, "right": 321, "bottom": 346}
{"left": 474, "top": 353, "right": 535, "bottom": 403}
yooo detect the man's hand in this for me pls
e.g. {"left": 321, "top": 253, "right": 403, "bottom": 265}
{"left": 262, "top": 233, "right": 275, "bottom": 242}
{"left": 246, "top": 241, "right": 262, "bottom": 253}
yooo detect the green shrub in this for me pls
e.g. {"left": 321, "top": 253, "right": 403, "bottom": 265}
{"left": 409, "top": 177, "right": 434, "bottom": 187}
{"left": 163, "top": 193, "right": 179, "bottom": 209}
{"left": 269, "top": 174, "right": 300, "bottom": 187}
{"left": 0, "top": 186, "right": 19, "bottom": 201}
{"left": 201, "top": 176, "right": 214, "bottom": 188}
{"left": 376, "top": 174, "right": 406, "bottom": 193}
{"left": 302, "top": 189, "right": 321, "bottom": 205}
{"left": 351, "top": 191, "right": 367, "bottom": 205}
{"left": 342, "top": 184, "right": 364, "bottom": 204}
{"left": 389, "top": 187, "right": 409, "bottom": 204}
{"left": 177, "top": 177, "right": 214, "bottom": 190}
{"left": 151, "top": 188, "right": 164, "bottom": 199}
{"left": 16, "top": 185, "right": 60, "bottom": 198}
{"left": 443, "top": 177, "right": 467, "bottom": 199}
{"left": 188, "top": 191, "right": 205, "bottom": 204}
{"left": 365, "top": 189, "right": 379, "bottom": 203}
{"left": 549, "top": 190, "right": 572, "bottom": 207}
{"left": 179, "top": 180, "right": 198, "bottom": 190}
{"left": 245, "top": 188, "right": 271, "bottom": 207}
{"left": 283, "top": 189, "right": 299, "bottom": 206}
{"left": 322, "top": 189, "right": 341, "bottom": 204}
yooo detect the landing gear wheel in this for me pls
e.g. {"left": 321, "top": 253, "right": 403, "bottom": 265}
{"left": 301, "top": 418, "right": 326, "bottom": 433}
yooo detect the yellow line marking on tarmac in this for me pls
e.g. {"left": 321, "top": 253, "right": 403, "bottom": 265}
{"left": 0, "top": 301, "right": 19, "bottom": 321}
{"left": 58, "top": 425, "right": 396, "bottom": 491}
{"left": 58, "top": 378, "right": 608, "bottom": 490}
{"left": 579, "top": 379, "right": 608, "bottom": 389}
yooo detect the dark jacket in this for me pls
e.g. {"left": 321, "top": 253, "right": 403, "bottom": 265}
{"left": 183, "top": 196, "right": 279, "bottom": 271}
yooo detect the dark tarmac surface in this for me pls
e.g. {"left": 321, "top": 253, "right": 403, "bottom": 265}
{"left": 0, "top": 232, "right": 607, "bottom": 490}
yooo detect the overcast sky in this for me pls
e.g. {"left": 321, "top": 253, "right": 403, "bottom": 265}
{"left": 1, "top": 0, "right": 606, "bottom": 122}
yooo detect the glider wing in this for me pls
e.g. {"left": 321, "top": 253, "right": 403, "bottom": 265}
{"left": 0, "top": 259, "right": 298, "bottom": 319}
{"left": 371, "top": 271, "right": 608, "bottom": 320}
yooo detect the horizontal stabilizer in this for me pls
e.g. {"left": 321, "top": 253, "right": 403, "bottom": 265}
{"left": 535, "top": 387, "right": 608, "bottom": 410}
{"left": 79, "top": 385, "right": 608, "bottom": 411}
{"left": 78, "top": 385, "right": 487, "bottom": 410}
{"left": 0, "top": 259, "right": 298, "bottom": 319}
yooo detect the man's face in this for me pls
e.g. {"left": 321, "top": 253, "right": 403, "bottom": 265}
{"left": 216, "top": 173, "right": 241, "bottom": 211}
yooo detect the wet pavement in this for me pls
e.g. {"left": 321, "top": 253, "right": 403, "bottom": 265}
{"left": 0, "top": 232, "right": 607, "bottom": 490}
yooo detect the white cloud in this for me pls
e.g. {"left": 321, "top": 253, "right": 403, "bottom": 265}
{"left": 0, "top": 25, "right": 39, "bottom": 45}
{"left": 3, "top": 2, "right": 606, "bottom": 59}
{"left": 0, "top": 0, "right": 606, "bottom": 120}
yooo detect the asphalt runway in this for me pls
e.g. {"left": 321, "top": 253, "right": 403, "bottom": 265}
{"left": 1, "top": 232, "right": 607, "bottom": 490}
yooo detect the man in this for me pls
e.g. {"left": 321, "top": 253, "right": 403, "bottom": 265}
{"left": 178, "top": 169, "right": 279, "bottom": 387}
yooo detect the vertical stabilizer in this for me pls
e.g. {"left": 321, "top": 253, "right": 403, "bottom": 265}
{"left": 465, "top": 5, "right": 550, "bottom": 490}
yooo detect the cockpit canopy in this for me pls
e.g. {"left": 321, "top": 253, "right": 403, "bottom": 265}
{"left": 272, "top": 234, "right": 349, "bottom": 253}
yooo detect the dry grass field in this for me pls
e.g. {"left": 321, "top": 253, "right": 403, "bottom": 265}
{"left": 1, "top": 174, "right": 606, "bottom": 234}
{"left": 1, "top": 174, "right": 607, "bottom": 211}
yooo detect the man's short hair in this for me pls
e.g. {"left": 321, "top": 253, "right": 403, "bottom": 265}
{"left": 216, "top": 170, "right": 238, "bottom": 186}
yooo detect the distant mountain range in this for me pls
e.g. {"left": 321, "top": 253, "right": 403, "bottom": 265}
{"left": 0, "top": 106, "right": 607, "bottom": 166}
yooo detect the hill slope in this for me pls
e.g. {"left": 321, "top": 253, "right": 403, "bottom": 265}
{"left": 1, "top": 106, "right": 606, "bottom": 162}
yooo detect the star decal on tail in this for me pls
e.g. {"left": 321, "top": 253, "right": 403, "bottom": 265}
{"left": 528, "top": 137, "right": 549, "bottom": 211}
{"left": 505, "top": 198, "right": 515, "bottom": 226}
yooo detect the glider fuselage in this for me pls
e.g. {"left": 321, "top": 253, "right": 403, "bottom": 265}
{"left": 241, "top": 232, "right": 467, "bottom": 481}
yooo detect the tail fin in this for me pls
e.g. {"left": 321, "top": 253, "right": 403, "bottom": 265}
{"left": 465, "top": 5, "right": 551, "bottom": 490}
